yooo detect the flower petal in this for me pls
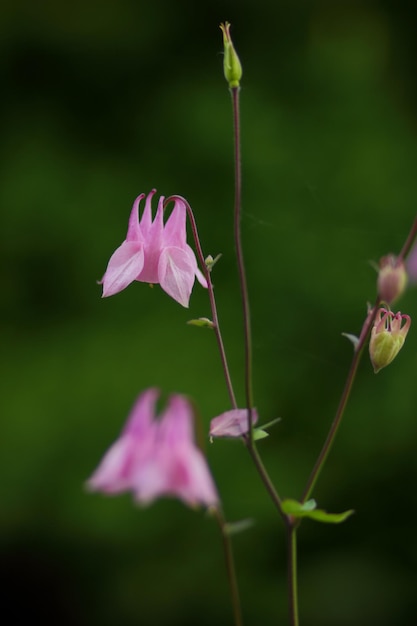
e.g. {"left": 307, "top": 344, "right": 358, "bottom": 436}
{"left": 87, "top": 389, "right": 159, "bottom": 494}
{"left": 209, "top": 408, "right": 259, "bottom": 438}
{"left": 133, "top": 394, "right": 219, "bottom": 507}
{"left": 102, "top": 241, "right": 145, "bottom": 297}
{"left": 126, "top": 194, "right": 146, "bottom": 241}
{"left": 163, "top": 198, "right": 187, "bottom": 248}
{"left": 87, "top": 434, "right": 140, "bottom": 494}
{"left": 158, "top": 246, "right": 196, "bottom": 307}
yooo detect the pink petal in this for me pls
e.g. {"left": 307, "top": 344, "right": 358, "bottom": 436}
{"left": 87, "top": 389, "right": 159, "bottom": 495}
{"left": 158, "top": 246, "right": 196, "bottom": 307}
{"left": 126, "top": 194, "right": 146, "bottom": 241}
{"left": 195, "top": 266, "right": 208, "bottom": 288}
{"left": 137, "top": 189, "right": 157, "bottom": 238}
{"left": 102, "top": 241, "right": 145, "bottom": 297}
{"left": 209, "top": 408, "right": 259, "bottom": 438}
{"left": 123, "top": 388, "right": 160, "bottom": 436}
{"left": 87, "top": 435, "right": 140, "bottom": 494}
{"left": 163, "top": 199, "right": 187, "bottom": 248}
{"left": 134, "top": 395, "right": 219, "bottom": 507}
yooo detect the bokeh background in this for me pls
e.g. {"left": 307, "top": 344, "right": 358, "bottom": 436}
{"left": 1, "top": 1, "right": 417, "bottom": 624}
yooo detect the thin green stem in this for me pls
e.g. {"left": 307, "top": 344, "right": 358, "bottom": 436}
{"left": 231, "top": 87, "right": 254, "bottom": 432}
{"left": 398, "top": 213, "right": 417, "bottom": 262}
{"left": 243, "top": 435, "right": 286, "bottom": 520}
{"left": 214, "top": 508, "right": 244, "bottom": 626}
{"left": 287, "top": 522, "right": 299, "bottom": 626}
{"left": 301, "top": 298, "right": 380, "bottom": 502}
{"left": 164, "top": 195, "right": 237, "bottom": 409}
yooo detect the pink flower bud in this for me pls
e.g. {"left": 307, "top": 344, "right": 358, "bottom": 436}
{"left": 377, "top": 255, "right": 407, "bottom": 304}
{"left": 209, "top": 408, "right": 258, "bottom": 438}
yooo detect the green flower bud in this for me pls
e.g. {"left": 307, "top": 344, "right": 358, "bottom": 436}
{"left": 377, "top": 255, "right": 408, "bottom": 304}
{"left": 220, "top": 22, "right": 242, "bottom": 88}
{"left": 369, "top": 308, "right": 411, "bottom": 373}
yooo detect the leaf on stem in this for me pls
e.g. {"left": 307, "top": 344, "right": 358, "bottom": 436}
{"left": 253, "top": 428, "right": 269, "bottom": 440}
{"left": 282, "top": 498, "right": 354, "bottom": 524}
{"left": 341, "top": 333, "right": 360, "bottom": 350}
{"left": 187, "top": 317, "right": 215, "bottom": 329}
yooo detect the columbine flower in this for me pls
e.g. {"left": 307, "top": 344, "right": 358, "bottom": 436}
{"left": 87, "top": 388, "right": 219, "bottom": 509}
{"left": 101, "top": 190, "right": 207, "bottom": 307}
{"left": 369, "top": 308, "right": 411, "bottom": 373}
{"left": 209, "top": 408, "right": 259, "bottom": 438}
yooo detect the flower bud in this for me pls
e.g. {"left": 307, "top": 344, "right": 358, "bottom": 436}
{"left": 220, "top": 22, "right": 242, "bottom": 88}
{"left": 369, "top": 308, "right": 411, "bottom": 373}
{"left": 377, "top": 255, "right": 407, "bottom": 304}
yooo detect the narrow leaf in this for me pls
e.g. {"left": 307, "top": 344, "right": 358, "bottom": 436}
{"left": 253, "top": 428, "right": 269, "bottom": 440}
{"left": 282, "top": 498, "right": 354, "bottom": 524}
{"left": 342, "top": 332, "right": 359, "bottom": 350}
{"left": 187, "top": 317, "right": 214, "bottom": 329}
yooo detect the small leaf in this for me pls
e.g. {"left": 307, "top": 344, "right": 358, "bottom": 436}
{"left": 282, "top": 499, "right": 316, "bottom": 515}
{"left": 187, "top": 317, "right": 214, "bottom": 329}
{"left": 259, "top": 417, "right": 281, "bottom": 431}
{"left": 253, "top": 428, "right": 269, "bottom": 440}
{"left": 224, "top": 518, "right": 254, "bottom": 536}
{"left": 342, "top": 332, "right": 359, "bottom": 350}
{"left": 306, "top": 508, "right": 354, "bottom": 523}
{"left": 282, "top": 498, "right": 354, "bottom": 524}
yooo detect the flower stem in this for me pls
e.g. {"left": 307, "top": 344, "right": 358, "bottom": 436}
{"left": 243, "top": 435, "right": 286, "bottom": 519}
{"left": 301, "top": 299, "right": 379, "bottom": 502}
{"left": 214, "top": 508, "right": 244, "bottom": 626}
{"left": 287, "top": 522, "right": 299, "bottom": 626}
{"left": 164, "top": 195, "right": 238, "bottom": 409}
{"left": 231, "top": 87, "right": 254, "bottom": 432}
{"left": 398, "top": 213, "right": 417, "bottom": 262}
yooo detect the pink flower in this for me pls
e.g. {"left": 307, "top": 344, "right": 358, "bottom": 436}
{"left": 87, "top": 388, "right": 219, "bottom": 509}
{"left": 209, "top": 408, "right": 259, "bottom": 438}
{"left": 101, "top": 190, "right": 207, "bottom": 307}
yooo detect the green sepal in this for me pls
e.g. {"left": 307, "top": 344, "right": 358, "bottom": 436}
{"left": 187, "top": 317, "right": 214, "bottom": 329}
{"left": 282, "top": 498, "right": 354, "bottom": 524}
{"left": 253, "top": 428, "right": 269, "bottom": 440}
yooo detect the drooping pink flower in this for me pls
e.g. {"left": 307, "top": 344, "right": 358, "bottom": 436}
{"left": 87, "top": 389, "right": 219, "bottom": 509}
{"left": 209, "top": 408, "right": 259, "bottom": 438}
{"left": 101, "top": 190, "right": 207, "bottom": 307}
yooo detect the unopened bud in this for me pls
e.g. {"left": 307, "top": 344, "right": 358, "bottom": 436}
{"left": 377, "top": 255, "right": 407, "bottom": 304}
{"left": 220, "top": 22, "right": 242, "bottom": 88}
{"left": 369, "top": 308, "right": 411, "bottom": 373}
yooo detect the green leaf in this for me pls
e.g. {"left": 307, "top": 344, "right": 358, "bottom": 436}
{"left": 187, "top": 317, "right": 214, "bottom": 329}
{"left": 253, "top": 428, "right": 269, "bottom": 440}
{"left": 282, "top": 498, "right": 354, "bottom": 524}
{"left": 342, "top": 332, "right": 359, "bottom": 350}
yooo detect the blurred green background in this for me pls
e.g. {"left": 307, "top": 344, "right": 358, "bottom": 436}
{"left": 1, "top": 0, "right": 417, "bottom": 624}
